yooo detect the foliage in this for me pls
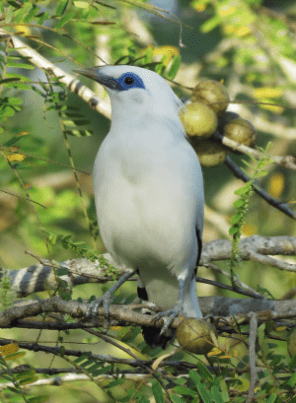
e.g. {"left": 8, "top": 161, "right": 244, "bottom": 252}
{"left": 0, "top": 0, "right": 295, "bottom": 402}
{"left": 229, "top": 142, "right": 273, "bottom": 284}
{"left": 0, "top": 270, "right": 16, "bottom": 311}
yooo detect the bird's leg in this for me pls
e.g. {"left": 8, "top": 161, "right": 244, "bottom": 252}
{"left": 153, "top": 277, "right": 185, "bottom": 336}
{"left": 86, "top": 269, "right": 135, "bottom": 322}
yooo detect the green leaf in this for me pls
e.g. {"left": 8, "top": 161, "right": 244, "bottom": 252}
{"left": 56, "top": 0, "right": 69, "bottom": 16}
{"left": 15, "top": 369, "right": 36, "bottom": 380}
{"left": 38, "top": 11, "right": 50, "bottom": 25}
{"left": 196, "top": 361, "right": 214, "bottom": 383}
{"left": 7, "top": 1, "right": 22, "bottom": 8}
{"left": 7, "top": 61, "right": 34, "bottom": 69}
{"left": 24, "top": 6, "right": 39, "bottom": 23}
{"left": 234, "top": 184, "right": 251, "bottom": 195}
{"left": 56, "top": 268, "right": 69, "bottom": 276}
{"left": 0, "top": 78, "right": 21, "bottom": 84}
{"left": 211, "top": 386, "right": 224, "bottom": 403}
{"left": 92, "top": 365, "right": 112, "bottom": 377}
{"left": 196, "top": 382, "right": 212, "bottom": 403}
{"left": 152, "top": 382, "right": 165, "bottom": 403}
{"left": 174, "top": 386, "right": 197, "bottom": 397}
{"left": 233, "top": 199, "right": 244, "bottom": 208}
{"left": 105, "top": 377, "right": 126, "bottom": 388}
{"left": 27, "top": 396, "right": 50, "bottom": 403}
{"left": 231, "top": 213, "right": 242, "bottom": 224}
{"left": 144, "top": 46, "right": 153, "bottom": 66}
{"left": 5, "top": 6, "right": 14, "bottom": 23}
{"left": 171, "top": 395, "right": 184, "bottom": 403}
{"left": 257, "top": 170, "right": 268, "bottom": 177}
{"left": 219, "top": 379, "right": 230, "bottom": 402}
{"left": 229, "top": 226, "right": 239, "bottom": 235}
{"left": 288, "top": 372, "right": 296, "bottom": 388}
{"left": 200, "top": 15, "right": 221, "bottom": 33}
{"left": 7, "top": 386, "right": 22, "bottom": 394}
{"left": 14, "top": 2, "right": 32, "bottom": 23}
{"left": 55, "top": 11, "right": 75, "bottom": 28}
{"left": 266, "top": 394, "right": 278, "bottom": 403}
{"left": 74, "top": 1, "right": 90, "bottom": 8}
{"left": 167, "top": 54, "right": 181, "bottom": 80}
{"left": 4, "top": 136, "right": 25, "bottom": 147}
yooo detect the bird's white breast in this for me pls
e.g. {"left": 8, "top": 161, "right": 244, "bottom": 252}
{"left": 93, "top": 118, "right": 204, "bottom": 278}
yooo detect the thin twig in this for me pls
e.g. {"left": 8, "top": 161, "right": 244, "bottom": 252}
{"left": 224, "top": 156, "right": 295, "bottom": 219}
{"left": 212, "top": 131, "right": 296, "bottom": 171}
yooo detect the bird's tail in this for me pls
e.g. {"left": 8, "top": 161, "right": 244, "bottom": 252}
{"left": 137, "top": 284, "right": 175, "bottom": 349}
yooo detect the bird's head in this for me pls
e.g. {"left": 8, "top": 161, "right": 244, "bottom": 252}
{"left": 74, "top": 65, "right": 184, "bottom": 123}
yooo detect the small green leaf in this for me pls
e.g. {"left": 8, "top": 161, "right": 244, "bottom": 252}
{"left": 55, "top": 11, "right": 75, "bottom": 28}
{"left": 152, "top": 382, "right": 165, "bottom": 403}
{"left": 167, "top": 54, "right": 181, "bottom": 80}
{"left": 56, "top": 0, "right": 69, "bottom": 16}
{"left": 14, "top": 2, "right": 32, "bottom": 23}
{"left": 28, "top": 396, "right": 50, "bottom": 403}
{"left": 211, "top": 386, "right": 224, "bottom": 403}
{"left": 15, "top": 369, "right": 36, "bottom": 380}
{"left": 38, "top": 11, "right": 50, "bottom": 25}
{"left": 174, "top": 386, "right": 197, "bottom": 397}
{"left": 257, "top": 170, "right": 268, "bottom": 177}
{"left": 56, "top": 268, "right": 69, "bottom": 276}
{"left": 92, "top": 365, "right": 112, "bottom": 377}
{"left": 234, "top": 185, "right": 250, "bottom": 195}
{"left": 74, "top": 1, "right": 90, "bottom": 8}
{"left": 266, "top": 394, "right": 278, "bottom": 403}
{"left": 288, "top": 372, "right": 296, "bottom": 388}
{"left": 7, "top": 1, "right": 22, "bottom": 8}
{"left": 7, "top": 386, "right": 22, "bottom": 394}
{"left": 233, "top": 199, "right": 244, "bottom": 208}
{"left": 196, "top": 382, "right": 212, "bottom": 403}
{"left": 229, "top": 226, "right": 239, "bottom": 235}
{"left": 231, "top": 214, "right": 242, "bottom": 224}
{"left": 196, "top": 361, "right": 214, "bottom": 383}
{"left": 7, "top": 61, "right": 34, "bottom": 69}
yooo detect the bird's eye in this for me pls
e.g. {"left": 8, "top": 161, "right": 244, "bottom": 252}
{"left": 124, "top": 77, "right": 134, "bottom": 85}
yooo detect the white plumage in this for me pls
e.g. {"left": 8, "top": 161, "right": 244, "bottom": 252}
{"left": 75, "top": 65, "right": 204, "bottom": 348}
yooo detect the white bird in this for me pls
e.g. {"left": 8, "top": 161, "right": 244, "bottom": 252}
{"left": 75, "top": 65, "right": 204, "bottom": 348}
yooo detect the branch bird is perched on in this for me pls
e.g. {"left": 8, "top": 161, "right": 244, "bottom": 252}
{"left": 75, "top": 65, "right": 204, "bottom": 349}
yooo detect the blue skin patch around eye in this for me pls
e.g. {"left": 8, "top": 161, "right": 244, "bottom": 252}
{"left": 115, "top": 72, "right": 145, "bottom": 91}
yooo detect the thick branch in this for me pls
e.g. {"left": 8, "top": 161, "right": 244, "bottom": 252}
{"left": 1, "top": 295, "right": 296, "bottom": 331}
{"left": 4, "top": 236, "right": 296, "bottom": 298}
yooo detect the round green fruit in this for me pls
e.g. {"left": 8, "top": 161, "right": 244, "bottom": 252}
{"left": 176, "top": 318, "right": 217, "bottom": 355}
{"left": 179, "top": 102, "right": 218, "bottom": 139}
{"left": 223, "top": 118, "right": 256, "bottom": 148}
{"left": 192, "top": 139, "right": 227, "bottom": 167}
{"left": 192, "top": 80, "right": 230, "bottom": 117}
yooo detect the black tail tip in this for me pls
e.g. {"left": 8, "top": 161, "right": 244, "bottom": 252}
{"left": 142, "top": 326, "right": 176, "bottom": 350}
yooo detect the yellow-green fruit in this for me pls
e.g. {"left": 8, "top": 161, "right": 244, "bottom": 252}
{"left": 192, "top": 80, "right": 230, "bottom": 117}
{"left": 176, "top": 318, "right": 217, "bottom": 354}
{"left": 192, "top": 139, "right": 227, "bottom": 167}
{"left": 223, "top": 118, "right": 256, "bottom": 148}
{"left": 218, "top": 111, "right": 240, "bottom": 132}
{"left": 179, "top": 102, "right": 218, "bottom": 139}
{"left": 287, "top": 328, "right": 296, "bottom": 357}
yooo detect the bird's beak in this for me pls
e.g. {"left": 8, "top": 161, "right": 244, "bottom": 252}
{"left": 74, "top": 67, "right": 120, "bottom": 90}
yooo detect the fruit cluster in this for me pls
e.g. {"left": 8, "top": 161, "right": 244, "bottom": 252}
{"left": 179, "top": 80, "right": 256, "bottom": 167}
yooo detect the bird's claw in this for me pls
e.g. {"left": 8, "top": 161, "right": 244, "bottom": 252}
{"left": 153, "top": 302, "right": 183, "bottom": 336}
{"left": 86, "top": 292, "right": 113, "bottom": 324}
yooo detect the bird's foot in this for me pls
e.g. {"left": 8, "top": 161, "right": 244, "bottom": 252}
{"left": 153, "top": 300, "right": 183, "bottom": 336}
{"left": 85, "top": 291, "right": 113, "bottom": 324}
